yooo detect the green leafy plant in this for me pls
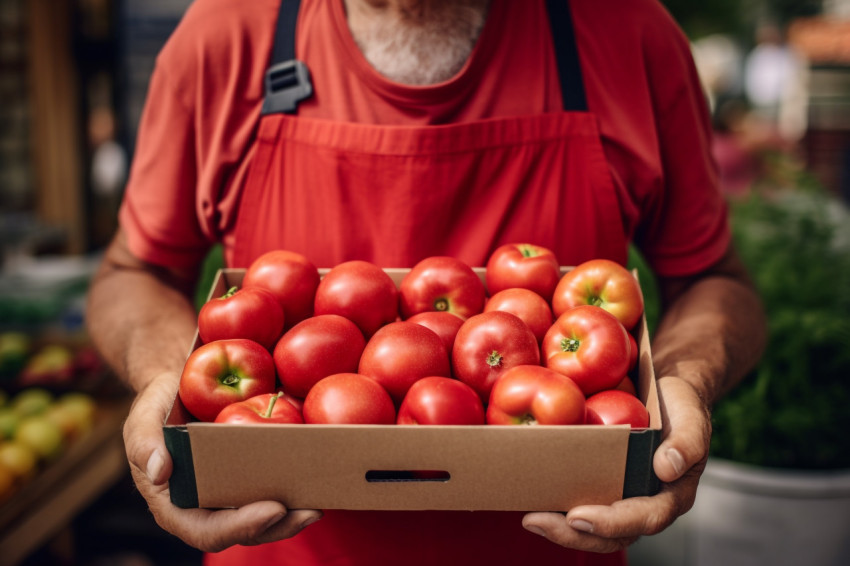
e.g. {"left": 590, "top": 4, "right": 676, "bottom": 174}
{"left": 710, "top": 188, "right": 850, "bottom": 469}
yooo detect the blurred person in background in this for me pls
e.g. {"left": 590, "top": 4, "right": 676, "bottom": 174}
{"left": 744, "top": 22, "right": 808, "bottom": 143}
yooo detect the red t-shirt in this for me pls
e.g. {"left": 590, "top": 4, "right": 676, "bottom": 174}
{"left": 120, "top": 0, "right": 729, "bottom": 277}
{"left": 120, "top": 1, "right": 727, "bottom": 564}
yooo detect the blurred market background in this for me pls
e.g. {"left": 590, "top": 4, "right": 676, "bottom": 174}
{"left": 1, "top": 0, "right": 849, "bottom": 565}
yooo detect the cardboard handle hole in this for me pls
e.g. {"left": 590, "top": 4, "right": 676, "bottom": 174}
{"left": 365, "top": 470, "right": 451, "bottom": 483}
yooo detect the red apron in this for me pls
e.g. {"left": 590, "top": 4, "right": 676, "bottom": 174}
{"left": 230, "top": 111, "right": 626, "bottom": 269}
{"left": 211, "top": 1, "right": 628, "bottom": 565}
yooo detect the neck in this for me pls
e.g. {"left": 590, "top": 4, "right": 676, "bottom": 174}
{"left": 342, "top": 0, "right": 491, "bottom": 85}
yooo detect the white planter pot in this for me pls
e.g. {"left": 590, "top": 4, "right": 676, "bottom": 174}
{"left": 628, "top": 457, "right": 850, "bottom": 566}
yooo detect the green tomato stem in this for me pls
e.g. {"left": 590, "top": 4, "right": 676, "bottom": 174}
{"left": 560, "top": 337, "right": 581, "bottom": 353}
{"left": 221, "top": 373, "right": 240, "bottom": 387}
{"left": 263, "top": 392, "right": 283, "bottom": 419}
{"left": 516, "top": 413, "right": 538, "bottom": 425}
{"left": 220, "top": 286, "right": 239, "bottom": 299}
{"left": 434, "top": 298, "right": 450, "bottom": 312}
{"left": 486, "top": 350, "right": 503, "bottom": 367}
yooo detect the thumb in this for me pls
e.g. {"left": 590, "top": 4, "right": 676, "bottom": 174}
{"left": 653, "top": 376, "right": 711, "bottom": 483}
{"left": 124, "top": 372, "right": 181, "bottom": 485}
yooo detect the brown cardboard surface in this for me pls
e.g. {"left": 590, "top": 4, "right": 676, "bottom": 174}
{"left": 165, "top": 266, "right": 662, "bottom": 510}
{"left": 188, "top": 423, "right": 630, "bottom": 511}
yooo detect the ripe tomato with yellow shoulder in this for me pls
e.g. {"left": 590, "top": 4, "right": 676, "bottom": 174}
{"left": 551, "top": 258, "right": 644, "bottom": 331}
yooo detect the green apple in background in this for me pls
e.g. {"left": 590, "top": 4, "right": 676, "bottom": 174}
{"left": 15, "top": 415, "right": 63, "bottom": 462}
{"left": 11, "top": 388, "right": 53, "bottom": 418}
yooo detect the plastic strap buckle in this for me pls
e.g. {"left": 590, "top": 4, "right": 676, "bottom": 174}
{"left": 260, "top": 59, "right": 313, "bottom": 115}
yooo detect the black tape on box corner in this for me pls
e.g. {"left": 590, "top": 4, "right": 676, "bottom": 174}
{"left": 163, "top": 426, "right": 199, "bottom": 508}
{"left": 623, "top": 428, "right": 662, "bottom": 498}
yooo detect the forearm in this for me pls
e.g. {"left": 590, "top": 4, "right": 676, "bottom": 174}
{"left": 86, "top": 234, "right": 199, "bottom": 393}
{"left": 651, "top": 256, "right": 766, "bottom": 407}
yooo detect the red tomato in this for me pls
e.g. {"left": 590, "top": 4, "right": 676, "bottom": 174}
{"left": 273, "top": 314, "right": 366, "bottom": 399}
{"left": 275, "top": 387, "right": 305, "bottom": 413}
{"left": 627, "top": 331, "right": 639, "bottom": 373}
{"left": 486, "top": 365, "right": 585, "bottom": 425}
{"left": 242, "top": 250, "right": 320, "bottom": 329}
{"left": 485, "top": 243, "right": 561, "bottom": 302}
{"left": 178, "top": 339, "right": 277, "bottom": 422}
{"left": 358, "top": 321, "right": 451, "bottom": 405}
{"left": 585, "top": 389, "right": 650, "bottom": 428}
{"left": 214, "top": 392, "right": 304, "bottom": 424}
{"left": 542, "top": 305, "right": 631, "bottom": 396}
{"left": 551, "top": 259, "right": 644, "bottom": 330}
{"left": 451, "top": 311, "right": 541, "bottom": 403}
{"left": 198, "top": 286, "right": 284, "bottom": 350}
{"left": 483, "top": 288, "right": 553, "bottom": 344}
{"left": 405, "top": 311, "right": 465, "bottom": 355}
{"left": 397, "top": 376, "right": 485, "bottom": 425}
{"left": 314, "top": 260, "right": 399, "bottom": 338}
{"left": 399, "top": 256, "right": 486, "bottom": 320}
{"left": 303, "top": 373, "right": 396, "bottom": 424}
{"left": 614, "top": 375, "right": 638, "bottom": 396}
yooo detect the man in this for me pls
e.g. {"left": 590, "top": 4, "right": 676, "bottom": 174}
{"left": 87, "top": 0, "right": 766, "bottom": 564}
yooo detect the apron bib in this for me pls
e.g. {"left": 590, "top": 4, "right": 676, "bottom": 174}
{"left": 231, "top": 110, "right": 626, "bottom": 269}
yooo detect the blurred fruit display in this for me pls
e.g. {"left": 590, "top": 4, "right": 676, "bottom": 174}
{"left": 0, "top": 387, "right": 99, "bottom": 503}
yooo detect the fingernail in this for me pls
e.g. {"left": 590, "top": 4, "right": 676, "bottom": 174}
{"left": 570, "top": 519, "right": 594, "bottom": 533}
{"left": 146, "top": 451, "right": 164, "bottom": 483}
{"left": 667, "top": 448, "right": 685, "bottom": 476}
{"left": 525, "top": 525, "right": 546, "bottom": 538}
{"left": 300, "top": 514, "right": 322, "bottom": 530}
{"left": 262, "top": 512, "right": 286, "bottom": 532}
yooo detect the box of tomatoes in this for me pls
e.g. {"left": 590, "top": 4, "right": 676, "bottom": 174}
{"left": 163, "top": 249, "right": 662, "bottom": 511}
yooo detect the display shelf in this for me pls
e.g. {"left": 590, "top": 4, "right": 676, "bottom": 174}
{"left": 0, "top": 397, "right": 132, "bottom": 566}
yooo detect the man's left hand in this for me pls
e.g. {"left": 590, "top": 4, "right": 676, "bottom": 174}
{"left": 521, "top": 375, "right": 710, "bottom": 553}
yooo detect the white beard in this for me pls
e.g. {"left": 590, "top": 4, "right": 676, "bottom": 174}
{"left": 348, "top": 1, "right": 490, "bottom": 85}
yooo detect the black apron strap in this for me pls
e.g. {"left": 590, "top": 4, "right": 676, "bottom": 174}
{"left": 261, "top": 0, "right": 313, "bottom": 115}
{"left": 545, "top": 0, "right": 588, "bottom": 112}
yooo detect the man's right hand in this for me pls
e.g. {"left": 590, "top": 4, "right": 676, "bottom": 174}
{"left": 123, "top": 371, "right": 323, "bottom": 552}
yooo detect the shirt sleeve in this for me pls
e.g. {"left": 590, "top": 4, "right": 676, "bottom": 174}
{"left": 118, "top": 60, "right": 211, "bottom": 269}
{"left": 632, "top": 4, "right": 731, "bottom": 277}
{"left": 118, "top": 0, "right": 274, "bottom": 269}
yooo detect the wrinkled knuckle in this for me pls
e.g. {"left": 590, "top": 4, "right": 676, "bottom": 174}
{"left": 196, "top": 531, "right": 229, "bottom": 554}
{"left": 242, "top": 520, "right": 279, "bottom": 546}
{"left": 642, "top": 511, "right": 671, "bottom": 536}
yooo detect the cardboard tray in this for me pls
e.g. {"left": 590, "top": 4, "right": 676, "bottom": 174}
{"left": 164, "top": 268, "right": 662, "bottom": 511}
